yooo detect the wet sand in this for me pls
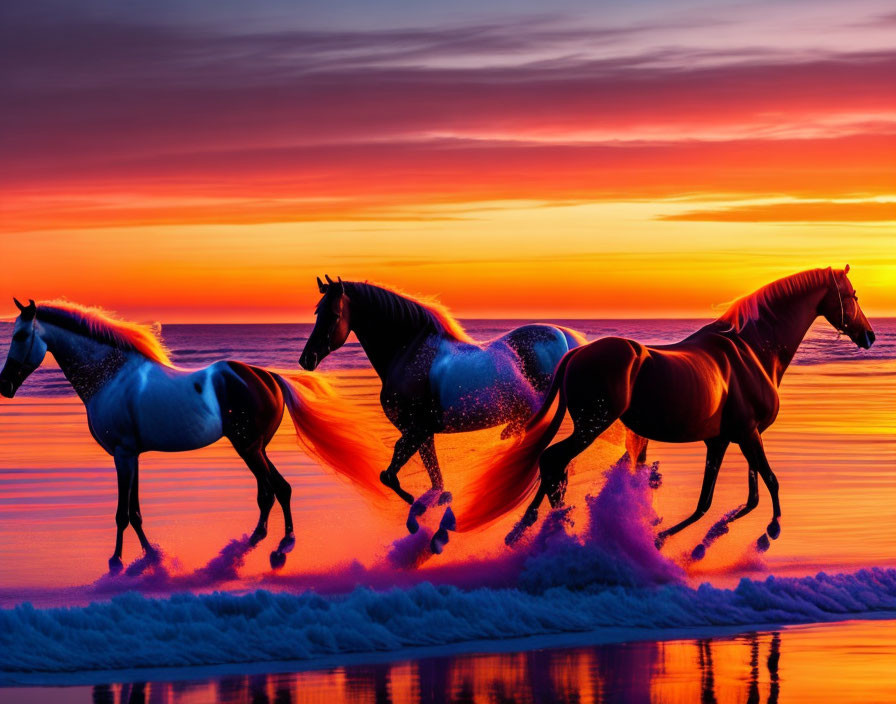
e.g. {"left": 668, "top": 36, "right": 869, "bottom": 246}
{"left": 3, "top": 618, "right": 895, "bottom": 703}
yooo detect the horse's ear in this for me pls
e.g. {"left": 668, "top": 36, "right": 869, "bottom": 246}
{"left": 317, "top": 276, "right": 328, "bottom": 293}
{"left": 844, "top": 264, "right": 850, "bottom": 274}
{"left": 325, "top": 274, "right": 334, "bottom": 285}
{"left": 15, "top": 298, "right": 36, "bottom": 320}
{"left": 334, "top": 278, "right": 345, "bottom": 294}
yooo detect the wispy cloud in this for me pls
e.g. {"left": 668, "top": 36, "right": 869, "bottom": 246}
{"left": 661, "top": 200, "right": 896, "bottom": 223}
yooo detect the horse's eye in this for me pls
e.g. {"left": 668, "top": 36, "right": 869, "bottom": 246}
{"left": 12, "top": 331, "right": 29, "bottom": 342}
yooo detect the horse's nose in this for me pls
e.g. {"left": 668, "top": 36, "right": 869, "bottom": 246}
{"left": 863, "top": 330, "right": 876, "bottom": 348}
{"left": 299, "top": 351, "right": 317, "bottom": 371}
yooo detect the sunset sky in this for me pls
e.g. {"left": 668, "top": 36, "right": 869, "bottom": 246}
{"left": 1, "top": 0, "right": 894, "bottom": 321}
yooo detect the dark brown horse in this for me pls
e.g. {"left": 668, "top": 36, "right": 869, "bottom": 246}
{"left": 472, "top": 267, "right": 875, "bottom": 550}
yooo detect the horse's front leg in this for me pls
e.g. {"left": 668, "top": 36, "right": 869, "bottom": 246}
{"left": 110, "top": 449, "right": 155, "bottom": 573}
{"left": 739, "top": 430, "right": 781, "bottom": 551}
{"left": 412, "top": 435, "right": 456, "bottom": 552}
{"left": 407, "top": 435, "right": 453, "bottom": 534}
{"left": 380, "top": 431, "right": 426, "bottom": 505}
{"left": 418, "top": 435, "right": 444, "bottom": 492}
{"left": 127, "top": 456, "right": 157, "bottom": 559}
{"left": 691, "top": 466, "right": 759, "bottom": 561}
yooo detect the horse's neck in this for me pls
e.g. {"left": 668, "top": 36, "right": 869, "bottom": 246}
{"left": 38, "top": 323, "right": 130, "bottom": 400}
{"left": 350, "top": 300, "right": 432, "bottom": 381}
{"left": 742, "top": 285, "right": 825, "bottom": 384}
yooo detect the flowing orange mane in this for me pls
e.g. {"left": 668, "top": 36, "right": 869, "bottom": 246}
{"left": 36, "top": 300, "right": 172, "bottom": 366}
{"left": 717, "top": 268, "right": 831, "bottom": 332}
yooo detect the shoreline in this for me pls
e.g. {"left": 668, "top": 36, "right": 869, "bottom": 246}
{"left": 3, "top": 613, "right": 895, "bottom": 688}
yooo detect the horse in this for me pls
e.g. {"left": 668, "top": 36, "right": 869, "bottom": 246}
{"left": 472, "top": 266, "right": 875, "bottom": 551}
{"left": 298, "top": 277, "right": 635, "bottom": 550}
{"left": 0, "top": 299, "right": 391, "bottom": 573}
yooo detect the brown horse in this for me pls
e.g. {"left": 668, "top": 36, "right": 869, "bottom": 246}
{"left": 470, "top": 267, "right": 875, "bottom": 550}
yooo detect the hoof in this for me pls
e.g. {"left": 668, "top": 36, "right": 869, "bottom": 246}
{"left": 406, "top": 498, "right": 428, "bottom": 533}
{"left": 430, "top": 527, "right": 449, "bottom": 554}
{"left": 756, "top": 533, "right": 771, "bottom": 552}
{"left": 438, "top": 491, "right": 453, "bottom": 506}
{"left": 654, "top": 534, "right": 667, "bottom": 550}
{"left": 439, "top": 507, "right": 457, "bottom": 532}
{"left": 277, "top": 533, "right": 295, "bottom": 554}
{"left": 249, "top": 528, "right": 267, "bottom": 546}
{"left": 767, "top": 519, "right": 781, "bottom": 540}
{"left": 690, "top": 544, "right": 706, "bottom": 561}
{"left": 144, "top": 546, "right": 161, "bottom": 563}
{"left": 269, "top": 551, "right": 287, "bottom": 570}
{"left": 108, "top": 556, "right": 123, "bottom": 575}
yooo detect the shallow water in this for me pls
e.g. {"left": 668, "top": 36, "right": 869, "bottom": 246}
{"left": 0, "top": 319, "right": 892, "bottom": 592}
{"left": 0, "top": 320, "right": 894, "bottom": 694}
{"left": 3, "top": 619, "right": 895, "bottom": 703}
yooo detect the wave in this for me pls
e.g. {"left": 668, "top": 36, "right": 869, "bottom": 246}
{"left": 2, "top": 569, "right": 895, "bottom": 675}
{"left": 2, "top": 459, "right": 895, "bottom": 676}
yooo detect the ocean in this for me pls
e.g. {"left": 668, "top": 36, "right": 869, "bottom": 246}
{"left": 0, "top": 319, "right": 894, "bottom": 702}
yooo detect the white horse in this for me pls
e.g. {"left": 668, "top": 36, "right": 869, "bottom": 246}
{"left": 0, "top": 299, "right": 390, "bottom": 573}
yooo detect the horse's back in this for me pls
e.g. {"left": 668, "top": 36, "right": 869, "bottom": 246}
{"left": 493, "top": 323, "right": 583, "bottom": 392}
{"left": 86, "top": 360, "right": 225, "bottom": 453}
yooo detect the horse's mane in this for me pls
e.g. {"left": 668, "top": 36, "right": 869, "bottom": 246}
{"left": 344, "top": 282, "right": 475, "bottom": 344}
{"left": 718, "top": 268, "right": 830, "bottom": 332}
{"left": 36, "top": 301, "right": 172, "bottom": 365}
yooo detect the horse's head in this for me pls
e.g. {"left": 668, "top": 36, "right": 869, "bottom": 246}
{"left": 0, "top": 298, "right": 47, "bottom": 398}
{"left": 299, "top": 275, "right": 351, "bottom": 371}
{"left": 820, "top": 265, "right": 875, "bottom": 349}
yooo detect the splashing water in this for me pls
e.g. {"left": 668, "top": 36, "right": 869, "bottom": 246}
{"left": 518, "top": 457, "right": 684, "bottom": 592}
{"left": 91, "top": 535, "right": 261, "bottom": 596}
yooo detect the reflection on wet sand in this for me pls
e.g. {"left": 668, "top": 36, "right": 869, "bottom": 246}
{"left": 88, "top": 630, "right": 787, "bottom": 704}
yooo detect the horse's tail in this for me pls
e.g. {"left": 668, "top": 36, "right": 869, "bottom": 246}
{"left": 273, "top": 372, "right": 393, "bottom": 501}
{"left": 455, "top": 348, "right": 575, "bottom": 532}
{"left": 556, "top": 325, "right": 588, "bottom": 349}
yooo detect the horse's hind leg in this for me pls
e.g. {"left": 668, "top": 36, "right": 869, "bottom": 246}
{"left": 506, "top": 412, "right": 607, "bottom": 546}
{"left": 656, "top": 437, "right": 729, "bottom": 549}
{"left": 236, "top": 445, "right": 277, "bottom": 546}
{"left": 262, "top": 450, "right": 295, "bottom": 569}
